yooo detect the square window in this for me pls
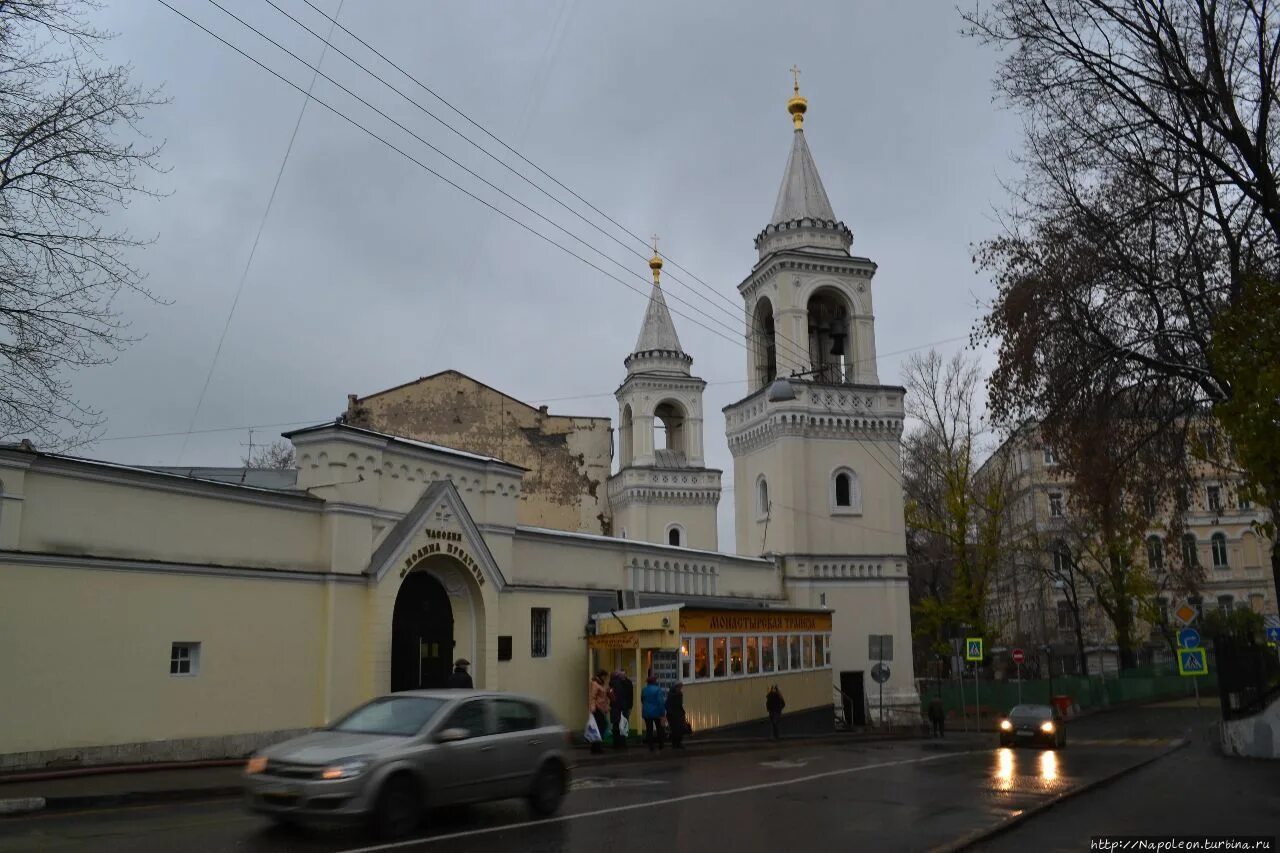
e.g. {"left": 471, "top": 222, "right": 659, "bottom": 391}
{"left": 530, "top": 608, "right": 550, "bottom": 658}
{"left": 169, "top": 642, "right": 200, "bottom": 677}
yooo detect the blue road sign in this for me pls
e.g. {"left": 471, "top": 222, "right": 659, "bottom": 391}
{"left": 1267, "top": 626, "right": 1280, "bottom": 644}
{"left": 1177, "top": 647, "right": 1208, "bottom": 676}
{"left": 1179, "top": 628, "right": 1201, "bottom": 649}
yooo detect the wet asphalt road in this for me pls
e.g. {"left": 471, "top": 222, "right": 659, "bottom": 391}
{"left": 0, "top": 706, "right": 1211, "bottom": 853}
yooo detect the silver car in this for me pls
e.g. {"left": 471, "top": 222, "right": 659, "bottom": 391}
{"left": 244, "top": 690, "right": 570, "bottom": 837}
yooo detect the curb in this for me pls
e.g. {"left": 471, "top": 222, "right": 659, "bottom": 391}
{"left": 1, "top": 730, "right": 926, "bottom": 816}
{"left": 0, "top": 758, "right": 244, "bottom": 785}
{"left": 930, "top": 736, "right": 1190, "bottom": 853}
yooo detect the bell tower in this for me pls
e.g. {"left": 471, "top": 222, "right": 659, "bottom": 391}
{"left": 607, "top": 244, "right": 721, "bottom": 550}
{"left": 723, "top": 75, "right": 918, "bottom": 722}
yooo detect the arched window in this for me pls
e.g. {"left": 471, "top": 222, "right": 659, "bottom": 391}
{"left": 619, "top": 404, "right": 634, "bottom": 469}
{"left": 806, "top": 288, "right": 852, "bottom": 384}
{"left": 756, "top": 475, "right": 770, "bottom": 520}
{"left": 753, "top": 298, "right": 777, "bottom": 389}
{"left": 652, "top": 400, "right": 686, "bottom": 460}
{"left": 1182, "top": 534, "right": 1199, "bottom": 568}
{"left": 1146, "top": 536, "right": 1164, "bottom": 571}
{"left": 1211, "top": 533, "right": 1229, "bottom": 569}
{"left": 830, "top": 467, "right": 861, "bottom": 513}
{"left": 666, "top": 524, "right": 685, "bottom": 548}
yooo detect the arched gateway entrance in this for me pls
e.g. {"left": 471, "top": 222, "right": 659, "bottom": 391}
{"left": 390, "top": 570, "right": 454, "bottom": 691}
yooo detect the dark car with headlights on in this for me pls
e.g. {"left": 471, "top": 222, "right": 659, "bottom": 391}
{"left": 998, "top": 703, "right": 1065, "bottom": 748}
{"left": 244, "top": 690, "right": 570, "bottom": 838}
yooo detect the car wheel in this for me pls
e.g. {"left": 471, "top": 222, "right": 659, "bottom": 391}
{"left": 528, "top": 761, "right": 566, "bottom": 818}
{"left": 372, "top": 773, "right": 421, "bottom": 839}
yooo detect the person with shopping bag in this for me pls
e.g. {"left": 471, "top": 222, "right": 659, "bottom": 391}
{"left": 608, "top": 669, "right": 634, "bottom": 750}
{"left": 588, "top": 670, "right": 610, "bottom": 754}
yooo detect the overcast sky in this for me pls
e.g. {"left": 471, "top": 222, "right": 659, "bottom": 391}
{"left": 77, "top": 0, "right": 1021, "bottom": 548}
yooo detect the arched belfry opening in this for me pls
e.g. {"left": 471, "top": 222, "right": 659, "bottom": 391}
{"left": 753, "top": 297, "right": 777, "bottom": 388}
{"left": 652, "top": 400, "right": 687, "bottom": 463}
{"left": 391, "top": 570, "right": 454, "bottom": 692}
{"left": 807, "top": 289, "right": 851, "bottom": 384}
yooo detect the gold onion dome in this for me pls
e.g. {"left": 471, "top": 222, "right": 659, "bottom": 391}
{"left": 787, "top": 65, "right": 807, "bottom": 129}
{"left": 649, "top": 236, "right": 663, "bottom": 284}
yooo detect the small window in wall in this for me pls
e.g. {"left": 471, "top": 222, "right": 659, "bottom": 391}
{"left": 1207, "top": 486, "right": 1222, "bottom": 513}
{"left": 831, "top": 468, "right": 861, "bottom": 513}
{"left": 820, "top": 592, "right": 827, "bottom": 607}
{"left": 1216, "top": 594, "right": 1234, "bottom": 611}
{"left": 531, "top": 608, "right": 550, "bottom": 658}
{"left": 756, "top": 476, "right": 770, "bottom": 520}
{"left": 1043, "top": 446, "right": 1058, "bottom": 465}
{"left": 170, "top": 642, "right": 200, "bottom": 677}
{"left": 666, "top": 524, "right": 684, "bottom": 548}
{"left": 1049, "top": 492, "right": 1064, "bottom": 518}
{"left": 1146, "top": 536, "right": 1164, "bottom": 571}
{"left": 498, "top": 635, "right": 513, "bottom": 661}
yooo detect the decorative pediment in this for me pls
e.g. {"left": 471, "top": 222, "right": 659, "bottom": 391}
{"left": 366, "top": 480, "right": 505, "bottom": 590}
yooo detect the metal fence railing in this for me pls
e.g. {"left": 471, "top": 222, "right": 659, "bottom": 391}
{"left": 1213, "top": 636, "right": 1280, "bottom": 721}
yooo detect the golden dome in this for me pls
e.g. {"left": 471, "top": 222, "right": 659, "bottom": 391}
{"left": 649, "top": 234, "right": 663, "bottom": 284}
{"left": 787, "top": 64, "right": 807, "bottom": 129}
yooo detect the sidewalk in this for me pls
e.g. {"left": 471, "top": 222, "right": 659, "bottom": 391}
{"left": 0, "top": 726, "right": 938, "bottom": 816}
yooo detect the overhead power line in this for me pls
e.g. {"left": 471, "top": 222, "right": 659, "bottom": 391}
{"left": 155, "top": 0, "right": 750, "bottom": 356}
{"left": 175, "top": 0, "right": 345, "bottom": 465}
{"left": 288, "top": 0, "right": 816, "bottom": 368}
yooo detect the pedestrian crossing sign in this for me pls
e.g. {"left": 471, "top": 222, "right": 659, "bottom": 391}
{"left": 965, "top": 637, "right": 983, "bottom": 662}
{"left": 1177, "top": 647, "right": 1208, "bottom": 676}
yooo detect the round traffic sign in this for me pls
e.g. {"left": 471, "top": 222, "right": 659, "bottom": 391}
{"left": 1012, "top": 648, "right": 1025, "bottom": 664}
{"left": 1178, "top": 628, "right": 1201, "bottom": 649}
{"left": 871, "top": 662, "right": 891, "bottom": 684}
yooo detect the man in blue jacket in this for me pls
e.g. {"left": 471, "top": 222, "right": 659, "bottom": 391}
{"left": 641, "top": 675, "right": 666, "bottom": 752}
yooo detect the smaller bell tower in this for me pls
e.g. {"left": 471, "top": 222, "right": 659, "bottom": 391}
{"left": 607, "top": 244, "right": 722, "bottom": 550}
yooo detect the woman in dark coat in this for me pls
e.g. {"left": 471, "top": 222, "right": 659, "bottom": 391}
{"left": 665, "top": 683, "right": 688, "bottom": 750}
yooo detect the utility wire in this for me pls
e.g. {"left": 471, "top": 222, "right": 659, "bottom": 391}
{"left": 175, "top": 0, "right": 345, "bottom": 465}
{"left": 91, "top": 333, "right": 969, "bottom": 444}
{"left": 195, "top": 0, "right": 756, "bottom": 352}
{"left": 155, "top": 0, "right": 748, "bottom": 356}
{"left": 291, "top": 0, "right": 817, "bottom": 367}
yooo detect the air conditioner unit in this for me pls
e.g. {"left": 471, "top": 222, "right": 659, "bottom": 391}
{"left": 616, "top": 589, "right": 640, "bottom": 610}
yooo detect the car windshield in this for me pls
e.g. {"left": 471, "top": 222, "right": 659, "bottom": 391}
{"left": 1009, "top": 704, "right": 1052, "bottom": 718}
{"left": 329, "top": 696, "right": 447, "bottom": 736}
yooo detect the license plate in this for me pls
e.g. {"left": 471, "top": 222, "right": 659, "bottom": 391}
{"left": 261, "top": 787, "right": 300, "bottom": 799}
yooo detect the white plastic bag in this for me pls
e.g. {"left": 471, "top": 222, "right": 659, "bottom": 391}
{"left": 618, "top": 715, "right": 630, "bottom": 737}
{"left": 584, "top": 715, "right": 602, "bottom": 743}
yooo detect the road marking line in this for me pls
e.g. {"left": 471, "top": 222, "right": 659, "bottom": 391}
{"left": 336, "top": 750, "right": 979, "bottom": 853}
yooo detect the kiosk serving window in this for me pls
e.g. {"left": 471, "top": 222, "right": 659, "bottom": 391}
{"left": 677, "top": 609, "right": 833, "bottom": 684}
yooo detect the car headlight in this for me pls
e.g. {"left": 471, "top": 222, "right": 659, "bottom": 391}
{"left": 320, "top": 759, "right": 370, "bottom": 781}
{"left": 1040, "top": 721, "right": 1055, "bottom": 734}
{"left": 245, "top": 755, "right": 267, "bottom": 775}
{"left": 999, "top": 720, "right": 1013, "bottom": 731}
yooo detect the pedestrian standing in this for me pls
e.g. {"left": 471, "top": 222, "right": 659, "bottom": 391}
{"left": 589, "top": 670, "right": 610, "bottom": 755}
{"left": 766, "top": 685, "right": 786, "bottom": 740}
{"left": 927, "top": 696, "right": 945, "bottom": 738}
{"left": 665, "top": 682, "right": 688, "bottom": 750}
{"left": 609, "top": 669, "right": 634, "bottom": 750}
{"left": 641, "top": 675, "right": 666, "bottom": 752}
{"left": 447, "top": 658, "right": 473, "bottom": 688}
